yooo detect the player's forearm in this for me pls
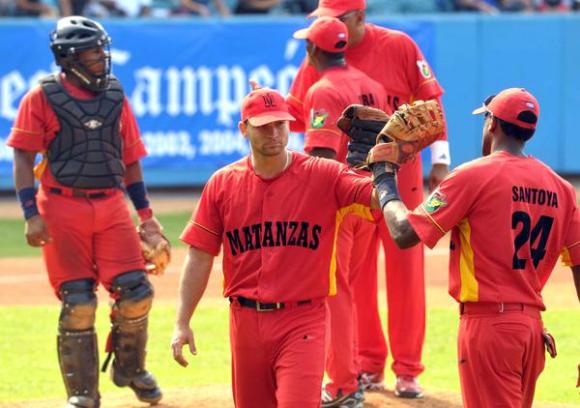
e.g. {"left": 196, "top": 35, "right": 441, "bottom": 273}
{"left": 176, "top": 247, "right": 214, "bottom": 327}
{"left": 382, "top": 201, "right": 420, "bottom": 249}
{"left": 572, "top": 265, "right": 580, "bottom": 303}
{"left": 125, "top": 160, "right": 144, "bottom": 185}
{"left": 13, "top": 149, "right": 36, "bottom": 190}
{"left": 124, "top": 161, "right": 154, "bottom": 221}
{"left": 373, "top": 165, "right": 420, "bottom": 248}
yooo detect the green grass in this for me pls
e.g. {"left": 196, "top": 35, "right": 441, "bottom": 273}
{"left": 0, "top": 212, "right": 192, "bottom": 258}
{"left": 0, "top": 303, "right": 578, "bottom": 404}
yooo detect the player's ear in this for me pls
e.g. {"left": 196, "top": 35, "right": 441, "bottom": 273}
{"left": 489, "top": 116, "right": 497, "bottom": 132}
{"left": 238, "top": 120, "right": 248, "bottom": 137}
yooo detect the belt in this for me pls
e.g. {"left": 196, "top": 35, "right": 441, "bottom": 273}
{"left": 230, "top": 296, "right": 313, "bottom": 312}
{"left": 48, "top": 187, "right": 118, "bottom": 199}
{"left": 460, "top": 302, "right": 541, "bottom": 317}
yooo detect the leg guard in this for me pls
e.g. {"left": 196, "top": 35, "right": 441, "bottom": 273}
{"left": 107, "top": 271, "right": 161, "bottom": 405}
{"left": 57, "top": 279, "right": 100, "bottom": 408}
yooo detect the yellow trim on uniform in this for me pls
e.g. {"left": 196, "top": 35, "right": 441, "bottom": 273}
{"left": 560, "top": 247, "right": 572, "bottom": 267}
{"left": 457, "top": 218, "right": 478, "bottom": 302}
{"left": 419, "top": 205, "right": 446, "bottom": 235}
{"left": 11, "top": 127, "right": 44, "bottom": 135}
{"left": 33, "top": 152, "right": 48, "bottom": 181}
{"left": 328, "top": 203, "right": 374, "bottom": 296}
{"left": 193, "top": 221, "right": 220, "bottom": 237}
{"left": 306, "top": 128, "right": 343, "bottom": 137}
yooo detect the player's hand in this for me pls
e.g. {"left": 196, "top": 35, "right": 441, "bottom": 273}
{"left": 25, "top": 215, "right": 51, "bottom": 247}
{"left": 428, "top": 163, "right": 449, "bottom": 192}
{"left": 171, "top": 324, "right": 197, "bottom": 367}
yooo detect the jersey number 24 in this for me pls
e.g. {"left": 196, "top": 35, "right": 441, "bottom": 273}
{"left": 512, "top": 211, "right": 554, "bottom": 270}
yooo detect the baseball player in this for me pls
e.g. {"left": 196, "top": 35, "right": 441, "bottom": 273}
{"left": 292, "top": 17, "right": 389, "bottom": 407}
{"left": 345, "top": 88, "right": 580, "bottom": 408}
{"left": 7, "top": 17, "right": 162, "bottom": 408}
{"left": 288, "top": 0, "right": 450, "bottom": 396}
{"left": 171, "top": 87, "right": 382, "bottom": 408}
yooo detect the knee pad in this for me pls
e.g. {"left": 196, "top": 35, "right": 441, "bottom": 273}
{"left": 110, "top": 271, "right": 154, "bottom": 319}
{"left": 59, "top": 279, "right": 97, "bottom": 332}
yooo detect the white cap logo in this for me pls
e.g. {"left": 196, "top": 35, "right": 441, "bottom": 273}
{"left": 526, "top": 102, "right": 535, "bottom": 109}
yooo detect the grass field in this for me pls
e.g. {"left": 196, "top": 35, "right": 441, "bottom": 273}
{"left": 0, "top": 303, "right": 578, "bottom": 404}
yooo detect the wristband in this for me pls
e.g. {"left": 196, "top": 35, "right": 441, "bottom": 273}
{"left": 126, "top": 181, "right": 150, "bottom": 210}
{"left": 371, "top": 164, "right": 400, "bottom": 210}
{"left": 431, "top": 140, "right": 451, "bottom": 166}
{"left": 17, "top": 187, "right": 40, "bottom": 220}
{"left": 137, "top": 208, "right": 154, "bottom": 222}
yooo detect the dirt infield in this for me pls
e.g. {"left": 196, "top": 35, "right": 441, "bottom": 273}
{"left": 0, "top": 385, "right": 575, "bottom": 408}
{"left": 1, "top": 193, "right": 578, "bottom": 408}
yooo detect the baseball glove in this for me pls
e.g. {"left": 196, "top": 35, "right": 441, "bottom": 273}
{"left": 138, "top": 217, "right": 171, "bottom": 276}
{"left": 336, "top": 104, "right": 390, "bottom": 167}
{"left": 367, "top": 100, "right": 444, "bottom": 167}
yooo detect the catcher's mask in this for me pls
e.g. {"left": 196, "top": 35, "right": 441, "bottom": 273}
{"left": 50, "top": 16, "right": 112, "bottom": 93}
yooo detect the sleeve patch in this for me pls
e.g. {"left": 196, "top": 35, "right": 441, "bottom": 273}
{"left": 417, "top": 60, "right": 432, "bottom": 79}
{"left": 310, "top": 109, "right": 329, "bottom": 129}
{"left": 423, "top": 190, "right": 447, "bottom": 214}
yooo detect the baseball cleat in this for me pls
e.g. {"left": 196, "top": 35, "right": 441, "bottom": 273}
{"left": 321, "top": 385, "right": 364, "bottom": 408}
{"left": 358, "top": 372, "right": 385, "bottom": 391}
{"left": 111, "top": 362, "right": 162, "bottom": 405}
{"left": 394, "top": 376, "right": 424, "bottom": 399}
{"left": 64, "top": 396, "right": 100, "bottom": 408}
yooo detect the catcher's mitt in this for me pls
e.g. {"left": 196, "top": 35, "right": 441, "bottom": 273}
{"left": 367, "top": 100, "right": 444, "bottom": 167}
{"left": 336, "top": 104, "right": 390, "bottom": 167}
{"left": 138, "top": 217, "right": 171, "bottom": 276}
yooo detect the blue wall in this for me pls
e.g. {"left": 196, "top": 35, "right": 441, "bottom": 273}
{"left": 432, "top": 14, "right": 580, "bottom": 173}
{"left": 0, "top": 15, "right": 578, "bottom": 190}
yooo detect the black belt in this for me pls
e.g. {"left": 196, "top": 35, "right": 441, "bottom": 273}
{"left": 49, "top": 187, "right": 112, "bottom": 199}
{"left": 231, "top": 296, "right": 312, "bottom": 312}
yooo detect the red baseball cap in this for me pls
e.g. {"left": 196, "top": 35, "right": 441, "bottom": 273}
{"left": 241, "top": 88, "right": 295, "bottom": 127}
{"left": 293, "top": 17, "right": 349, "bottom": 53}
{"left": 472, "top": 88, "right": 539, "bottom": 130}
{"left": 309, "top": 0, "right": 366, "bottom": 17}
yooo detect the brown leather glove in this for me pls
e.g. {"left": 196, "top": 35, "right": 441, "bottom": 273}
{"left": 138, "top": 216, "right": 171, "bottom": 276}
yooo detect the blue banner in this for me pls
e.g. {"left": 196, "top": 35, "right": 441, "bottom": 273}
{"left": 0, "top": 18, "right": 434, "bottom": 189}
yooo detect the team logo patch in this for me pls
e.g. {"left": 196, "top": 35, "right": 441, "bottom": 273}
{"left": 416, "top": 60, "right": 432, "bottom": 79}
{"left": 423, "top": 190, "right": 447, "bottom": 213}
{"left": 310, "top": 109, "right": 328, "bottom": 129}
{"left": 84, "top": 119, "right": 103, "bottom": 129}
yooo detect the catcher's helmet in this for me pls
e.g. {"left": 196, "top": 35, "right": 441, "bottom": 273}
{"left": 50, "top": 16, "right": 112, "bottom": 92}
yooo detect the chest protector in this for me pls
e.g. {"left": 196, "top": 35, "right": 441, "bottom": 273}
{"left": 41, "top": 74, "right": 125, "bottom": 189}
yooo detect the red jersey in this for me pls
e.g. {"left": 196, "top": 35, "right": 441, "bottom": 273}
{"left": 408, "top": 151, "right": 580, "bottom": 308}
{"left": 303, "top": 65, "right": 389, "bottom": 164}
{"left": 180, "top": 151, "right": 374, "bottom": 302}
{"left": 7, "top": 73, "right": 147, "bottom": 189}
{"left": 288, "top": 24, "right": 444, "bottom": 133}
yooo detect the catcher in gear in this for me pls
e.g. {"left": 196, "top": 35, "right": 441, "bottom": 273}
{"left": 341, "top": 88, "right": 580, "bottom": 408}
{"left": 7, "top": 16, "right": 167, "bottom": 408}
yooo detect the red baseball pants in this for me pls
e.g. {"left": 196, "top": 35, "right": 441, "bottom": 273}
{"left": 37, "top": 188, "right": 145, "bottom": 294}
{"left": 229, "top": 300, "right": 326, "bottom": 408}
{"left": 354, "top": 158, "right": 426, "bottom": 377}
{"left": 458, "top": 306, "right": 545, "bottom": 408}
{"left": 325, "top": 214, "right": 379, "bottom": 396}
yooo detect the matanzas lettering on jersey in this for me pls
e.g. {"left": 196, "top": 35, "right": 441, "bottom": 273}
{"left": 512, "top": 185, "right": 559, "bottom": 208}
{"left": 226, "top": 221, "right": 322, "bottom": 256}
